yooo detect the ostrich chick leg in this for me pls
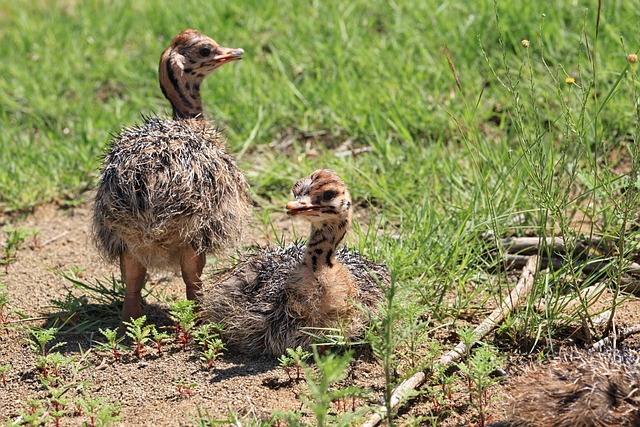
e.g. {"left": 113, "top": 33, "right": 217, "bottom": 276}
{"left": 120, "top": 251, "right": 147, "bottom": 324}
{"left": 181, "top": 246, "right": 206, "bottom": 301}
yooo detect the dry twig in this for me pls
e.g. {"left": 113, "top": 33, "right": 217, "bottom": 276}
{"left": 40, "top": 231, "right": 69, "bottom": 248}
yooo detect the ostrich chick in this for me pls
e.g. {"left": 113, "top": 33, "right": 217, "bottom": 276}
{"left": 201, "top": 169, "right": 389, "bottom": 356}
{"left": 92, "top": 29, "right": 251, "bottom": 323}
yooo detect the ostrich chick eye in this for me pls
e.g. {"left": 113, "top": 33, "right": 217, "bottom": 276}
{"left": 322, "top": 190, "right": 336, "bottom": 201}
{"left": 199, "top": 46, "right": 212, "bottom": 57}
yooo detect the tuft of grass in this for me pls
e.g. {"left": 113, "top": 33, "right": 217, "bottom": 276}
{"left": 51, "top": 269, "right": 127, "bottom": 332}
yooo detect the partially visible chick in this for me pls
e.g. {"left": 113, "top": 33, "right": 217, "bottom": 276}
{"left": 201, "top": 169, "right": 389, "bottom": 356}
{"left": 497, "top": 348, "right": 640, "bottom": 427}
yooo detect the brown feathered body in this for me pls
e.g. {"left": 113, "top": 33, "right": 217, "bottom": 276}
{"left": 92, "top": 117, "right": 250, "bottom": 268}
{"left": 501, "top": 348, "right": 640, "bottom": 427}
{"left": 201, "top": 169, "right": 389, "bottom": 356}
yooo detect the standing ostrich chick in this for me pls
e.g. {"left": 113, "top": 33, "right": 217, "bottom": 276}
{"left": 92, "top": 29, "right": 251, "bottom": 323}
{"left": 201, "top": 169, "right": 389, "bottom": 356}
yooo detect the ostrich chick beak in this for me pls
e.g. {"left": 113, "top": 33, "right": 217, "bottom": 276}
{"left": 286, "top": 199, "right": 321, "bottom": 216}
{"left": 214, "top": 46, "right": 244, "bottom": 65}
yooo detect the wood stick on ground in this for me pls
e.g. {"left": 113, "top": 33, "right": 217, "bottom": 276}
{"left": 497, "top": 236, "right": 603, "bottom": 258}
{"left": 362, "top": 256, "right": 539, "bottom": 427}
{"left": 592, "top": 323, "right": 640, "bottom": 351}
{"left": 502, "top": 254, "right": 640, "bottom": 276}
{"left": 40, "top": 231, "right": 69, "bottom": 248}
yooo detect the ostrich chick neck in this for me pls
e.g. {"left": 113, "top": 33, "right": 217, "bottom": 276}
{"left": 286, "top": 216, "right": 355, "bottom": 323}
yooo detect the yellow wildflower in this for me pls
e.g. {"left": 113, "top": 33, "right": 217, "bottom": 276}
{"left": 521, "top": 39, "right": 530, "bottom": 48}
{"left": 565, "top": 77, "right": 575, "bottom": 84}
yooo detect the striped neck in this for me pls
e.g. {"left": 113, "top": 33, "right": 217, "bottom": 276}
{"left": 159, "top": 46, "right": 206, "bottom": 120}
{"left": 303, "top": 215, "right": 350, "bottom": 273}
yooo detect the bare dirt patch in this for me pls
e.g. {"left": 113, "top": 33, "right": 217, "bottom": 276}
{"left": 0, "top": 201, "right": 388, "bottom": 425}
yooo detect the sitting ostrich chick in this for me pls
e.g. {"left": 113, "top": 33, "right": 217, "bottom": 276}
{"left": 92, "top": 29, "right": 251, "bottom": 323}
{"left": 201, "top": 169, "right": 389, "bottom": 356}
{"left": 494, "top": 348, "right": 640, "bottom": 427}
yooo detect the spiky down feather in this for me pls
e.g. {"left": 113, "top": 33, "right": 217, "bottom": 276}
{"left": 92, "top": 117, "right": 251, "bottom": 268}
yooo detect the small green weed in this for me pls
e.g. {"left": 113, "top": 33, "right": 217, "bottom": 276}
{"left": 0, "top": 283, "right": 23, "bottom": 332}
{"left": 27, "top": 326, "right": 64, "bottom": 358}
{"left": 97, "top": 327, "right": 128, "bottom": 361}
{"left": 192, "top": 322, "right": 225, "bottom": 368}
{"left": 15, "top": 325, "right": 121, "bottom": 427}
{"left": 150, "top": 327, "right": 171, "bottom": 355}
{"left": 75, "top": 393, "right": 122, "bottom": 427}
{"left": 167, "top": 299, "right": 199, "bottom": 351}
{"left": 0, "top": 226, "right": 34, "bottom": 274}
{"left": 368, "top": 277, "right": 401, "bottom": 425}
{"left": 199, "top": 341, "right": 225, "bottom": 370}
{"left": 278, "top": 346, "right": 311, "bottom": 382}
{"left": 123, "top": 315, "right": 153, "bottom": 358}
{"left": 188, "top": 406, "right": 270, "bottom": 427}
{"left": 0, "top": 363, "right": 9, "bottom": 386}
{"left": 173, "top": 378, "right": 197, "bottom": 398}
{"left": 192, "top": 322, "right": 224, "bottom": 350}
{"left": 456, "top": 329, "right": 506, "bottom": 427}
{"left": 274, "top": 349, "right": 366, "bottom": 427}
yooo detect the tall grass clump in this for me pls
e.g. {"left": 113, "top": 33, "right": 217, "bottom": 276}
{"left": 452, "top": 1, "right": 640, "bottom": 351}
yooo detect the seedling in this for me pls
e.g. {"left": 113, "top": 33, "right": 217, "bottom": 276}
{"left": 0, "top": 225, "right": 29, "bottom": 274}
{"left": 173, "top": 378, "right": 197, "bottom": 398}
{"left": 98, "top": 327, "right": 127, "bottom": 360}
{"left": 47, "top": 385, "right": 69, "bottom": 427}
{"left": 278, "top": 346, "right": 311, "bottom": 382}
{"left": 151, "top": 327, "right": 171, "bottom": 355}
{"left": 299, "top": 349, "right": 362, "bottom": 427}
{"left": 38, "top": 352, "right": 74, "bottom": 386}
{"left": 456, "top": 340, "right": 505, "bottom": 427}
{"left": 167, "top": 299, "right": 199, "bottom": 351}
{"left": 0, "top": 283, "right": 9, "bottom": 328}
{"left": 0, "top": 283, "right": 22, "bottom": 334}
{"left": 192, "top": 322, "right": 224, "bottom": 351}
{"left": 18, "top": 398, "right": 46, "bottom": 425}
{"left": 75, "top": 393, "right": 122, "bottom": 427}
{"left": 123, "top": 315, "right": 153, "bottom": 358}
{"left": 199, "top": 338, "right": 225, "bottom": 369}
{"left": 0, "top": 364, "right": 9, "bottom": 386}
{"left": 27, "top": 326, "right": 65, "bottom": 357}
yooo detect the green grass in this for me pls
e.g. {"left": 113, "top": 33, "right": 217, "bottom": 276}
{"left": 2, "top": 0, "right": 640, "bottom": 424}
{"left": 1, "top": 0, "right": 636, "bottom": 210}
